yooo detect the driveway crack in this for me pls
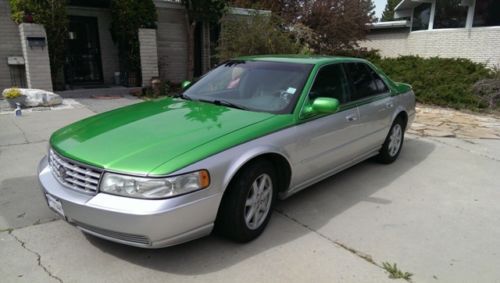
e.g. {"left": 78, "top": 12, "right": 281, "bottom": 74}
{"left": 275, "top": 209, "right": 381, "bottom": 267}
{"left": 10, "top": 118, "right": 29, "bottom": 144}
{"left": 9, "top": 231, "right": 63, "bottom": 283}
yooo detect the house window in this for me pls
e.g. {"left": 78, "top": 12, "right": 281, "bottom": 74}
{"left": 473, "top": 0, "right": 500, "bottom": 27}
{"left": 412, "top": 3, "right": 432, "bottom": 31}
{"left": 434, "top": 0, "right": 468, "bottom": 29}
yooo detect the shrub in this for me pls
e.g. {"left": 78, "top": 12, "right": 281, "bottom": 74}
{"left": 370, "top": 56, "right": 494, "bottom": 110}
{"left": 3, "top": 87, "right": 22, "bottom": 99}
{"left": 473, "top": 79, "right": 500, "bottom": 109}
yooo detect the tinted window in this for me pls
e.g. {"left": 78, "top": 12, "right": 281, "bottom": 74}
{"left": 412, "top": 3, "right": 432, "bottom": 31}
{"left": 345, "top": 63, "right": 388, "bottom": 101}
{"left": 309, "top": 64, "right": 349, "bottom": 103}
{"left": 473, "top": 0, "right": 500, "bottom": 27}
{"left": 434, "top": 0, "right": 468, "bottom": 29}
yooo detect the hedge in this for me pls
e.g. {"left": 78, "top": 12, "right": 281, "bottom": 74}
{"left": 371, "top": 56, "right": 494, "bottom": 110}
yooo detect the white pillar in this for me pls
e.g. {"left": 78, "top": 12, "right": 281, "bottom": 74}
{"left": 138, "top": 28, "right": 159, "bottom": 87}
{"left": 18, "top": 23, "right": 53, "bottom": 91}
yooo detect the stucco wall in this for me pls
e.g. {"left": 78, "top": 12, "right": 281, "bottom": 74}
{"left": 139, "top": 28, "right": 159, "bottom": 86}
{"left": 66, "top": 6, "right": 120, "bottom": 85}
{"left": 156, "top": 5, "right": 188, "bottom": 83}
{"left": 0, "top": 0, "right": 23, "bottom": 91}
{"left": 359, "top": 27, "right": 500, "bottom": 67}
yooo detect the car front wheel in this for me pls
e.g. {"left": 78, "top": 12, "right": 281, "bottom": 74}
{"left": 215, "top": 160, "right": 276, "bottom": 242}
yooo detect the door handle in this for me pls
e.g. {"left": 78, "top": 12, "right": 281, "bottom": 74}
{"left": 345, "top": 115, "right": 358, "bottom": 122}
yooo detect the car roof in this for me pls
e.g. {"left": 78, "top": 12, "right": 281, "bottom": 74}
{"left": 235, "top": 55, "right": 368, "bottom": 65}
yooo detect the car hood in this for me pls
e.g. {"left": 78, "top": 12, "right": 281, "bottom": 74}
{"left": 50, "top": 98, "right": 282, "bottom": 175}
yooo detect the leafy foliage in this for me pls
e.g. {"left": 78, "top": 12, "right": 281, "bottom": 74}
{"left": 3, "top": 87, "right": 22, "bottom": 99}
{"left": 183, "top": 0, "right": 228, "bottom": 24}
{"left": 9, "top": 0, "right": 68, "bottom": 89}
{"left": 370, "top": 55, "right": 494, "bottom": 110}
{"left": 182, "top": 0, "right": 228, "bottom": 79}
{"left": 229, "top": 0, "right": 376, "bottom": 54}
{"left": 110, "top": 0, "right": 157, "bottom": 86}
{"left": 382, "top": 262, "right": 413, "bottom": 281}
{"left": 381, "top": 0, "right": 400, "bottom": 21}
{"left": 217, "top": 12, "right": 301, "bottom": 62}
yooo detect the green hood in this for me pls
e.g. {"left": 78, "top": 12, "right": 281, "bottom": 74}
{"left": 50, "top": 98, "right": 292, "bottom": 175}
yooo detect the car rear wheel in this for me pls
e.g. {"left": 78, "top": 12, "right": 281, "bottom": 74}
{"left": 377, "top": 118, "right": 405, "bottom": 164}
{"left": 215, "top": 160, "right": 276, "bottom": 242}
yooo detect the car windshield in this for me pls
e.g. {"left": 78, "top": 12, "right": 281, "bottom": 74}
{"left": 183, "top": 60, "right": 313, "bottom": 114}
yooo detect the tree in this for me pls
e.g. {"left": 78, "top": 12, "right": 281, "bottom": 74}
{"left": 303, "top": 0, "right": 376, "bottom": 54}
{"left": 110, "top": 0, "right": 157, "bottom": 86}
{"left": 381, "top": 0, "right": 400, "bottom": 21}
{"left": 9, "top": 0, "right": 68, "bottom": 89}
{"left": 229, "top": 0, "right": 376, "bottom": 54}
{"left": 217, "top": 12, "right": 301, "bottom": 61}
{"left": 182, "top": 0, "right": 228, "bottom": 79}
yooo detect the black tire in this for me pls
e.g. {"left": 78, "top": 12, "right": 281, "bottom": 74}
{"left": 376, "top": 117, "right": 405, "bottom": 164}
{"left": 215, "top": 160, "right": 277, "bottom": 242}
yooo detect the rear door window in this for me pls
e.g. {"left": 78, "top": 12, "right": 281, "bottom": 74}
{"left": 344, "top": 63, "right": 388, "bottom": 101}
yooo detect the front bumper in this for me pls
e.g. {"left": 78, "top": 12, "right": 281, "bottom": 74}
{"left": 38, "top": 156, "right": 221, "bottom": 248}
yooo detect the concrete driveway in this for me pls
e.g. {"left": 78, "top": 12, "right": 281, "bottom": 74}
{"left": 1, "top": 99, "right": 499, "bottom": 283}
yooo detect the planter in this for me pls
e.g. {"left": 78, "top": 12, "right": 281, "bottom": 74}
{"left": 6, "top": 95, "right": 27, "bottom": 108}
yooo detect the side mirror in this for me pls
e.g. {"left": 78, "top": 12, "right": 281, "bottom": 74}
{"left": 302, "top": 97, "right": 340, "bottom": 118}
{"left": 181, "top": 80, "right": 192, "bottom": 90}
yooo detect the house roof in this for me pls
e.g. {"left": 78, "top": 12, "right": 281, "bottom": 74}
{"left": 369, "top": 20, "right": 411, "bottom": 29}
{"left": 395, "top": 0, "right": 432, "bottom": 11}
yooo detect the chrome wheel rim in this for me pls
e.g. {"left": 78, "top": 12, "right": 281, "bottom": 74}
{"left": 388, "top": 124, "right": 402, "bottom": 157}
{"left": 244, "top": 173, "right": 273, "bottom": 230}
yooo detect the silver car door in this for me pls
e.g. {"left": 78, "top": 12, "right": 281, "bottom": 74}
{"left": 291, "top": 64, "right": 364, "bottom": 188}
{"left": 344, "top": 63, "right": 394, "bottom": 154}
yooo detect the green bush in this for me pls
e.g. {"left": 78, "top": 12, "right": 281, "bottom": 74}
{"left": 3, "top": 87, "right": 22, "bottom": 99}
{"left": 371, "top": 56, "right": 494, "bottom": 110}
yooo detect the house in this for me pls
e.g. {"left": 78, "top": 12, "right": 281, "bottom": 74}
{"left": 360, "top": 0, "right": 500, "bottom": 67}
{"left": 0, "top": 0, "right": 249, "bottom": 92}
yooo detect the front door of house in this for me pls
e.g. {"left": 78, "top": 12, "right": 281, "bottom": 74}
{"left": 64, "top": 16, "right": 103, "bottom": 85}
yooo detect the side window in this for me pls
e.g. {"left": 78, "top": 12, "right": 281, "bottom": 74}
{"left": 309, "top": 64, "right": 349, "bottom": 103}
{"left": 345, "top": 63, "right": 388, "bottom": 101}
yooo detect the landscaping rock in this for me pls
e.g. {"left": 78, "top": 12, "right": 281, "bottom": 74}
{"left": 13, "top": 88, "right": 62, "bottom": 107}
{"left": 410, "top": 104, "right": 500, "bottom": 140}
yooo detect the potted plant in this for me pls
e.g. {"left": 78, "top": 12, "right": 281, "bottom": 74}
{"left": 3, "top": 87, "right": 26, "bottom": 108}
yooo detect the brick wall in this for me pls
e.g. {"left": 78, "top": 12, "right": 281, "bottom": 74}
{"left": 66, "top": 6, "right": 120, "bottom": 85}
{"left": 19, "top": 24, "right": 53, "bottom": 91}
{"left": 139, "top": 28, "right": 159, "bottom": 86}
{"left": 0, "top": 0, "right": 23, "bottom": 91}
{"left": 359, "top": 27, "right": 500, "bottom": 68}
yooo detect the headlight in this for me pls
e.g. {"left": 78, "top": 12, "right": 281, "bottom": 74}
{"left": 100, "top": 170, "right": 210, "bottom": 199}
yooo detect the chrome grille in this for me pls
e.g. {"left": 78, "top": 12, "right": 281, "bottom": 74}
{"left": 48, "top": 149, "right": 103, "bottom": 194}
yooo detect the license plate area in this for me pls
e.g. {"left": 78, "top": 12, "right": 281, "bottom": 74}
{"left": 46, "top": 194, "right": 65, "bottom": 217}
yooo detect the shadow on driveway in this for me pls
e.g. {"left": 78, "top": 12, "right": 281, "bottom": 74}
{"left": 80, "top": 137, "right": 435, "bottom": 275}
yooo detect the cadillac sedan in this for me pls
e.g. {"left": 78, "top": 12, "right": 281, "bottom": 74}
{"left": 38, "top": 56, "right": 415, "bottom": 248}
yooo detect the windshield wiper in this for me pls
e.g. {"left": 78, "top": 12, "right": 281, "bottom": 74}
{"left": 213, "top": 99, "right": 249, "bottom": 110}
{"left": 173, "top": 93, "right": 192, "bottom": 100}
{"left": 196, "top": 98, "right": 248, "bottom": 110}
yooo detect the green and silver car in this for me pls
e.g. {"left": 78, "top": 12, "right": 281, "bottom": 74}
{"left": 38, "top": 55, "right": 415, "bottom": 248}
